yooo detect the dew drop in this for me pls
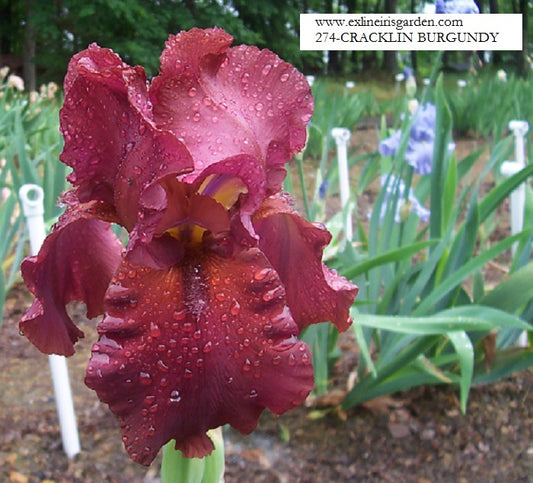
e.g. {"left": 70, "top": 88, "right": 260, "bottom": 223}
{"left": 173, "top": 309, "right": 186, "bottom": 321}
{"left": 243, "top": 359, "right": 252, "bottom": 372}
{"left": 188, "top": 87, "right": 198, "bottom": 97}
{"left": 150, "top": 322, "right": 161, "bottom": 338}
{"left": 272, "top": 355, "right": 282, "bottom": 365}
{"left": 249, "top": 389, "right": 258, "bottom": 398}
{"left": 254, "top": 268, "right": 271, "bottom": 281}
{"left": 144, "top": 394, "right": 156, "bottom": 405}
{"left": 280, "top": 72, "right": 289, "bottom": 83}
{"left": 157, "top": 360, "right": 169, "bottom": 372}
{"left": 230, "top": 300, "right": 241, "bottom": 316}
{"left": 203, "top": 341, "right": 213, "bottom": 353}
{"left": 139, "top": 372, "right": 152, "bottom": 385}
{"left": 261, "top": 64, "right": 272, "bottom": 76}
{"left": 170, "top": 390, "right": 181, "bottom": 403}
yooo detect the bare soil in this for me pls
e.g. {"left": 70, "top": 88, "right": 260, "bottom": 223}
{"left": 1, "top": 286, "right": 532, "bottom": 483}
{"left": 1, "top": 131, "right": 531, "bottom": 482}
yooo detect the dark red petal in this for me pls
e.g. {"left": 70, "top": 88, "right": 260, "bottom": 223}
{"left": 85, "top": 248, "right": 313, "bottom": 465}
{"left": 19, "top": 204, "right": 123, "bottom": 356}
{"left": 125, "top": 177, "right": 231, "bottom": 269}
{"left": 253, "top": 195, "right": 358, "bottom": 332}
{"left": 150, "top": 28, "right": 313, "bottom": 193}
{"left": 60, "top": 43, "right": 193, "bottom": 222}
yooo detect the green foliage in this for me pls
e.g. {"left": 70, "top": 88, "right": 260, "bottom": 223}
{"left": 0, "top": 73, "right": 67, "bottom": 322}
{"left": 445, "top": 71, "right": 533, "bottom": 140}
{"left": 161, "top": 429, "right": 225, "bottom": 483}
{"left": 293, "top": 73, "right": 532, "bottom": 410}
{"left": 2, "top": 0, "right": 531, "bottom": 86}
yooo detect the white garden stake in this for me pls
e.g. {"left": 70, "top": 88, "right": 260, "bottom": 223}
{"left": 19, "top": 184, "right": 81, "bottom": 459}
{"left": 500, "top": 120, "right": 529, "bottom": 254}
{"left": 499, "top": 121, "right": 530, "bottom": 347}
{"left": 331, "top": 128, "right": 353, "bottom": 241}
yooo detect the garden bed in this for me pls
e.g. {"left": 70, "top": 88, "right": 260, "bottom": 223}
{"left": 1, "top": 282, "right": 531, "bottom": 483}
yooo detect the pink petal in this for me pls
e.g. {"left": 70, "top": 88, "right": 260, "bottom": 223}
{"left": 85, "top": 247, "right": 313, "bottom": 465}
{"left": 150, "top": 28, "right": 313, "bottom": 193}
{"left": 19, "top": 203, "right": 123, "bottom": 356}
{"left": 253, "top": 195, "right": 358, "bottom": 332}
{"left": 60, "top": 43, "right": 193, "bottom": 225}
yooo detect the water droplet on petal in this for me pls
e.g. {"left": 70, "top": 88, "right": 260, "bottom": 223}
{"left": 280, "top": 72, "right": 289, "bottom": 82}
{"left": 230, "top": 300, "right": 241, "bottom": 315}
{"left": 170, "top": 390, "right": 181, "bottom": 403}
{"left": 188, "top": 87, "right": 198, "bottom": 97}
{"left": 139, "top": 372, "right": 152, "bottom": 385}
{"left": 261, "top": 64, "right": 272, "bottom": 76}
{"left": 157, "top": 360, "right": 169, "bottom": 372}
{"left": 150, "top": 322, "right": 161, "bottom": 338}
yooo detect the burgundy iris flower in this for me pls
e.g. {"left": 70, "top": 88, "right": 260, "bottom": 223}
{"left": 19, "top": 28, "right": 357, "bottom": 465}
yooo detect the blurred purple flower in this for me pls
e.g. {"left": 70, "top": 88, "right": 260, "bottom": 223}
{"left": 379, "top": 103, "right": 438, "bottom": 175}
{"left": 379, "top": 175, "right": 430, "bottom": 223}
{"left": 319, "top": 179, "right": 330, "bottom": 199}
{"left": 435, "top": 0, "right": 480, "bottom": 14}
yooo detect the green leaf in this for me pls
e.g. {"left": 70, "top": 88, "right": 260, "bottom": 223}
{"left": 479, "top": 163, "right": 533, "bottom": 222}
{"left": 413, "top": 232, "right": 526, "bottom": 316}
{"left": 473, "top": 348, "right": 533, "bottom": 384}
{"left": 430, "top": 74, "right": 453, "bottom": 241}
{"left": 481, "top": 261, "right": 533, "bottom": 312}
{"left": 447, "top": 331, "right": 474, "bottom": 413}
{"left": 352, "top": 321, "right": 376, "bottom": 377}
{"left": 342, "top": 240, "right": 437, "bottom": 280}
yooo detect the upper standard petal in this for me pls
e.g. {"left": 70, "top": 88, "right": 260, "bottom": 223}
{"left": 150, "top": 28, "right": 313, "bottom": 194}
{"left": 60, "top": 43, "right": 193, "bottom": 225}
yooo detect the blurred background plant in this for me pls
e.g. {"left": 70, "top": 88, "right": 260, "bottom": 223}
{"left": 291, "top": 70, "right": 533, "bottom": 415}
{"left": 0, "top": 68, "right": 66, "bottom": 320}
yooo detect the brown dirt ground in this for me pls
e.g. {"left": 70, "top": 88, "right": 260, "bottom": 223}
{"left": 1, "top": 287, "right": 532, "bottom": 483}
{"left": 1, "top": 131, "right": 531, "bottom": 482}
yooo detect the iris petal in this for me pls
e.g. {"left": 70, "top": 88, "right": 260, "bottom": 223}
{"left": 85, "top": 247, "right": 314, "bottom": 465}
{"left": 150, "top": 28, "right": 313, "bottom": 193}
{"left": 19, "top": 203, "right": 123, "bottom": 356}
{"left": 253, "top": 194, "right": 358, "bottom": 332}
{"left": 60, "top": 43, "right": 193, "bottom": 227}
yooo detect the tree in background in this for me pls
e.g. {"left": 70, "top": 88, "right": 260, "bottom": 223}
{"left": 0, "top": 0, "right": 530, "bottom": 87}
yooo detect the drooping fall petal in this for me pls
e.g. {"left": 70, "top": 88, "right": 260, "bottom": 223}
{"left": 150, "top": 28, "right": 313, "bottom": 193}
{"left": 253, "top": 194, "right": 358, "bottom": 332}
{"left": 85, "top": 248, "right": 314, "bottom": 465}
{"left": 20, "top": 204, "right": 123, "bottom": 356}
